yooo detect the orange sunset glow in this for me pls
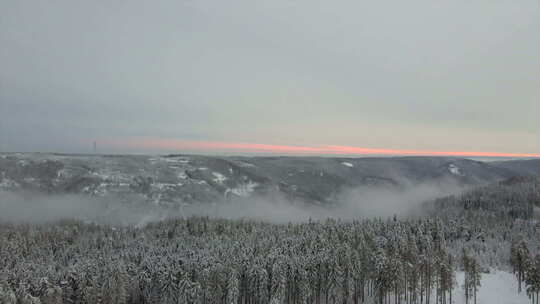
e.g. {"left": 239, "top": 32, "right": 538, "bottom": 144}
{"left": 100, "top": 138, "right": 540, "bottom": 158}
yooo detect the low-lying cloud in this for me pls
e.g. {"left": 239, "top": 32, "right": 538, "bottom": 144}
{"left": 0, "top": 191, "right": 166, "bottom": 226}
{"left": 0, "top": 181, "right": 464, "bottom": 225}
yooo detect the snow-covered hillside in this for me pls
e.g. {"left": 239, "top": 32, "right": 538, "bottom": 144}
{"left": 0, "top": 153, "right": 523, "bottom": 206}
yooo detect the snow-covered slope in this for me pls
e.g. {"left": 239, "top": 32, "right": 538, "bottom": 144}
{"left": 363, "top": 271, "right": 529, "bottom": 304}
{"left": 0, "top": 153, "right": 522, "bottom": 206}
{"left": 453, "top": 271, "right": 529, "bottom": 304}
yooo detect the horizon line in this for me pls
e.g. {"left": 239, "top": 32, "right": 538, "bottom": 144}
{"left": 90, "top": 138, "right": 540, "bottom": 158}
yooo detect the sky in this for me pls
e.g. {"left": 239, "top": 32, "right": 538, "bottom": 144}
{"left": 0, "top": 0, "right": 539, "bottom": 157}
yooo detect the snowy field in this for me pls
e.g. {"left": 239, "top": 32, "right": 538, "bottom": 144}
{"left": 453, "top": 271, "right": 529, "bottom": 304}
{"left": 366, "top": 270, "right": 530, "bottom": 304}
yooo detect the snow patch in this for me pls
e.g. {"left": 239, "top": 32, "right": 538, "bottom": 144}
{"left": 23, "top": 177, "right": 36, "bottom": 183}
{"left": 341, "top": 162, "right": 354, "bottom": 168}
{"left": 225, "top": 181, "right": 258, "bottom": 197}
{"left": 0, "top": 178, "right": 20, "bottom": 189}
{"left": 163, "top": 157, "right": 189, "bottom": 164}
{"left": 364, "top": 270, "right": 528, "bottom": 304}
{"left": 57, "top": 169, "right": 69, "bottom": 178}
{"left": 212, "top": 172, "right": 227, "bottom": 184}
{"left": 448, "top": 164, "right": 464, "bottom": 176}
{"left": 454, "top": 270, "right": 529, "bottom": 304}
{"left": 237, "top": 161, "right": 256, "bottom": 168}
{"left": 152, "top": 183, "right": 178, "bottom": 190}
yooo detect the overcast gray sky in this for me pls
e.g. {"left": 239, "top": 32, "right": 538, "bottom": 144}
{"left": 1, "top": 0, "right": 539, "bottom": 156}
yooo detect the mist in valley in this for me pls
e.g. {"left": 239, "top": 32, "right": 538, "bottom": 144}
{"left": 0, "top": 179, "right": 465, "bottom": 225}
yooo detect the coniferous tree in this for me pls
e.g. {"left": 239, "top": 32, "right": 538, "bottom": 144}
{"left": 525, "top": 254, "right": 540, "bottom": 304}
{"left": 0, "top": 280, "right": 17, "bottom": 304}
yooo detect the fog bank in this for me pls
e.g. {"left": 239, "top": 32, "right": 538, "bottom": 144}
{"left": 0, "top": 181, "right": 464, "bottom": 225}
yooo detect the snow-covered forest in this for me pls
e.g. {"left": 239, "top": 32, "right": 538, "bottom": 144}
{"left": 2, "top": 0, "right": 539, "bottom": 302}
{"left": 0, "top": 177, "right": 539, "bottom": 304}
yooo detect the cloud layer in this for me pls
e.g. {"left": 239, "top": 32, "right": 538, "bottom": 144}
{"left": 1, "top": 0, "right": 538, "bottom": 154}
